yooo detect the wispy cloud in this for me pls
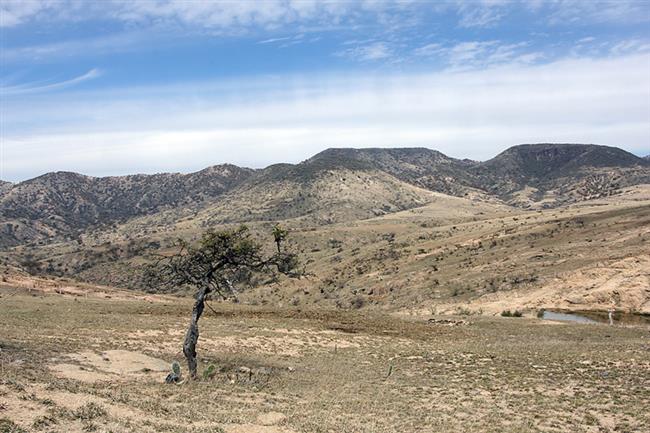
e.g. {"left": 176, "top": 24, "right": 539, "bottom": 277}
{"left": 258, "top": 36, "right": 292, "bottom": 44}
{"left": 2, "top": 31, "right": 158, "bottom": 63}
{"left": 413, "top": 43, "right": 444, "bottom": 57}
{"left": 1, "top": 0, "right": 369, "bottom": 31}
{"left": 335, "top": 41, "right": 392, "bottom": 61}
{"left": 3, "top": 54, "right": 648, "bottom": 181}
{"left": 3, "top": 1, "right": 647, "bottom": 32}
{"left": 1, "top": 69, "right": 102, "bottom": 95}
{"left": 413, "top": 40, "right": 542, "bottom": 69}
{"left": 0, "top": 0, "right": 50, "bottom": 27}
{"left": 457, "top": 4, "right": 505, "bottom": 28}
{"left": 610, "top": 39, "right": 650, "bottom": 56}
{"left": 545, "top": 0, "right": 650, "bottom": 25}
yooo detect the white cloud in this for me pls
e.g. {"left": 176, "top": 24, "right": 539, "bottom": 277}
{"left": 0, "top": 0, "right": 51, "bottom": 27}
{"left": 413, "top": 43, "right": 443, "bottom": 57}
{"left": 610, "top": 39, "right": 650, "bottom": 56}
{"left": 3, "top": 53, "right": 648, "bottom": 181}
{"left": 1, "top": 69, "right": 101, "bottom": 95}
{"left": 3, "top": 1, "right": 647, "bottom": 31}
{"left": 336, "top": 41, "right": 392, "bottom": 61}
{"left": 414, "top": 40, "right": 542, "bottom": 69}
{"left": 0, "top": 0, "right": 386, "bottom": 31}
{"left": 457, "top": 6, "right": 504, "bottom": 28}
{"left": 2, "top": 30, "right": 160, "bottom": 63}
{"left": 546, "top": 0, "right": 650, "bottom": 25}
{"left": 258, "top": 36, "right": 292, "bottom": 44}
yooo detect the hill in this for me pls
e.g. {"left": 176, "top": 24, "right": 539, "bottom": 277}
{"left": 188, "top": 148, "right": 498, "bottom": 228}
{"left": 1, "top": 143, "right": 648, "bottom": 251}
{"left": 469, "top": 143, "right": 650, "bottom": 207}
{"left": 300, "top": 147, "right": 478, "bottom": 196}
{"left": 0, "top": 165, "right": 254, "bottom": 247}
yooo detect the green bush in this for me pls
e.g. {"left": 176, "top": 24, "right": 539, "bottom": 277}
{"left": 203, "top": 364, "right": 217, "bottom": 380}
{"left": 501, "top": 310, "right": 523, "bottom": 317}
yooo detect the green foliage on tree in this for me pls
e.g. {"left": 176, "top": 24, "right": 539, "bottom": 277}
{"left": 145, "top": 224, "right": 300, "bottom": 378}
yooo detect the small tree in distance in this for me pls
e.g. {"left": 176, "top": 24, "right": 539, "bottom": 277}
{"left": 146, "top": 224, "right": 300, "bottom": 378}
{"left": 272, "top": 223, "right": 288, "bottom": 253}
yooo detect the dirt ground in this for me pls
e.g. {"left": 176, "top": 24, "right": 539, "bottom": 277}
{"left": 1, "top": 285, "right": 649, "bottom": 433}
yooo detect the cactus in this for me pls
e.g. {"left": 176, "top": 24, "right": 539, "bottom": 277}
{"left": 165, "top": 361, "right": 182, "bottom": 384}
{"left": 172, "top": 361, "right": 181, "bottom": 376}
{"left": 202, "top": 364, "right": 217, "bottom": 380}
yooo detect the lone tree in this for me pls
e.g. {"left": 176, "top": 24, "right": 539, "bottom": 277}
{"left": 146, "top": 225, "right": 299, "bottom": 378}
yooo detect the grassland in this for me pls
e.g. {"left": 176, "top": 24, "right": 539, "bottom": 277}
{"left": 1, "top": 284, "right": 649, "bottom": 433}
{"left": 10, "top": 185, "right": 649, "bottom": 319}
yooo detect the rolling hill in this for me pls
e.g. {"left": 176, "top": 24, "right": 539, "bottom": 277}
{"left": 471, "top": 144, "right": 650, "bottom": 207}
{"left": 0, "top": 164, "right": 254, "bottom": 247}
{"left": 3, "top": 143, "right": 648, "bottom": 250}
{"left": 1, "top": 142, "right": 649, "bottom": 313}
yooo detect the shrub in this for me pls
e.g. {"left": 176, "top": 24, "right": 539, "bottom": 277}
{"left": 0, "top": 418, "right": 28, "bottom": 433}
{"left": 350, "top": 296, "right": 365, "bottom": 309}
{"left": 501, "top": 310, "right": 523, "bottom": 317}
{"left": 202, "top": 364, "right": 217, "bottom": 380}
{"left": 73, "top": 403, "right": 107, "bottom": 421}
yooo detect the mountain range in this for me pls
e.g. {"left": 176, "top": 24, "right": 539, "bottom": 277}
{"left": 1, "top": 143, "right": 648, "bottom": 249}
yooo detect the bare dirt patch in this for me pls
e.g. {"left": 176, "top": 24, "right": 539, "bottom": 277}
{"left": 50, "top": 350, "right": 169, "bottom": 382}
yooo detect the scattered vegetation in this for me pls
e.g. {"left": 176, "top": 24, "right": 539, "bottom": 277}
{"left": 501, "top": 309, "right": 523, "bottom": 317}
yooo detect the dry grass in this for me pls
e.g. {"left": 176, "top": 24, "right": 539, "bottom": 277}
{"left": 1, "top": 285, "right": 649, "bottom": 432}
{"left": 10, "top": 186, "right": 648, "bottom": 316}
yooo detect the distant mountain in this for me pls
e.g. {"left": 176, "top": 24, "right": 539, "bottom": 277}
{"left": 478, "top": 144, "right": 645, "bottom": 179}
{"left": 194, "top": 162, "right": 439, "bottom": 227}
{"left": 0, "top": 181, "right": 12, "bottom": 196}
{"left": 0, "top": 165, "right": 254, "bottom": 247}
{"left": 303, "top": 147, "right": 478, "bottom": 196}
{"left": 1, "top": 143, "right": 648, "bottom": 249}
{"left": 470, "top": 144, "right": 650, "bottom": 206}
{"left": 644, "top": 155, "right": 650, "bottom": 161}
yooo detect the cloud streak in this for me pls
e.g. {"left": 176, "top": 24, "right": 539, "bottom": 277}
{"left": 1, "top": 69, "right": 102, "bottom": 95}
{"left": 3, "top": 1, "right": 648, "bottom": 31}
{"left": 3, "top": 54, "right": 648, "bottom": 181}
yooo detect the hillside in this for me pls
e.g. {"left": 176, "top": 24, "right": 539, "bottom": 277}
{"left": 0, "top": 164, "right": 254, "bottom": 247}
{"left": 470, "top": 144, "right": 650, "bottom": 207}
{"left": 301, "top": 147, "right": 479, "bottom": 196}
{"left": 7, "top": 182, "right": 649, "bottom": 316}
{"left": 2, "top": 143, "right": 650, "bottom": 312}
{"left": 188, "top": 148, "right": 500, "bottom": 228}
{"left": 4, "top": 143, "right": 648, "bottom": 251}
{"left": 0, "top": 180, "right": 12, "bottom": 195}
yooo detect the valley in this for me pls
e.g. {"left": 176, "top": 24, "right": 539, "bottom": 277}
{"left": 1, "top": 143, "right": 649, "bottom": 432}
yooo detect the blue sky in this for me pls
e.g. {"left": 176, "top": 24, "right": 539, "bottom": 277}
{"left": 1, "top": 0, "right": 649, "bottom": 181}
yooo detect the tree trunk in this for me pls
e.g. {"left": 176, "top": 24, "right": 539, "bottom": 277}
{"left": 183, "top": 286, "right": 210, "bottom": 378}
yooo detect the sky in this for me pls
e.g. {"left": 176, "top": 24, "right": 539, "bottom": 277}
{"left": 1, "top": 0, "right": 649, "bottom": 182}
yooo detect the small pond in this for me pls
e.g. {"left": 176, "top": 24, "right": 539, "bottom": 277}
{"left": 542, "top": 310, "right": 650, "bottom": 326}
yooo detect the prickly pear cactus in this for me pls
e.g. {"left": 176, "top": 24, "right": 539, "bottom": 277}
{"left": 203, "top": 364, "right": 217, "bottom": 379}
{"left": 165, "top": 361, "right": 182, "bottom": 384}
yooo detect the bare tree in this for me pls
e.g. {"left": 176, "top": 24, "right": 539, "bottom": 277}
{"left": 146, "top": 225, "right": 299, "bottom": 378}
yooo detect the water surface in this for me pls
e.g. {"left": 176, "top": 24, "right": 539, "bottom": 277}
{"left": 542, "top": 310, "right": 650, "bottom": 326}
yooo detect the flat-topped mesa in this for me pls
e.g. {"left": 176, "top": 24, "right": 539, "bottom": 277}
{"left": 480, "top": 143, "right": 648, "bottom": 178}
